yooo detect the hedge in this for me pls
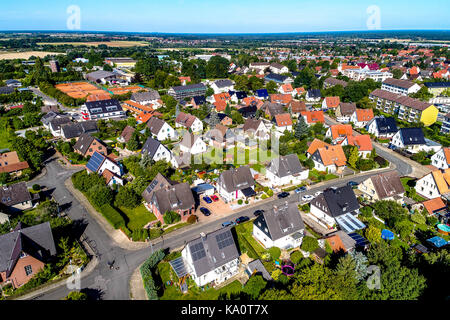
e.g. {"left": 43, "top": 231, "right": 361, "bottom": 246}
{"left": 99, "top": 204, "right": 126, "bottom": 229}
{"left": 140, "top": 250, "right": 166, "bottom": 300}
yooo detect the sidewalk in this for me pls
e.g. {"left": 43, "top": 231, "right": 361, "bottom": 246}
{"left": 129, "top": 263, "right": 147, "bottom": 300}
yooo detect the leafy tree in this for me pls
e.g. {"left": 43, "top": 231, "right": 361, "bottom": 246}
{"left": 205, "top": 56, "right": 229, "bottom": 79}
{"left": 265, "top": 81, "right": 278, "bottom": 94}
{"left": 88, "top": 184, "right": 114, "bottom": 208}
{"left": 126, "top": 131, "right": 141, "bottom": 151}
{"left": 231, "top": 110, "right": 244, "bottom": 125}
{"left": 115, "top": 186, "right": 141, "bottom": 209}
{"left": 64, "top": 291, "right": 88, "bottom": 300}
{"left": 365, "top": 225, "right": 382, "bottom": 244}
{"left": 333, "top": 254, "right": 360, "bottom": 300}
{"left": 301, "top": 236, "right": 319, "bottom": 253}
{"left": 243, "top": 275, "right": 267, "bottom": 299}
{"left": 290, "top": 251, "right": 303, "bottom": 264}
{"left": 290, "top": 264, "right": 339, "bottom": 300}
{"left": 224, "top": 103, "right": 232, "bottom": 117}
{"left": 347, "top": 146, "right": 359, "bottom": 168}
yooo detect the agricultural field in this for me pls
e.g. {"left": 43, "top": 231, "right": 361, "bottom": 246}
{"left": 0, "top": 51, "right": 65, "bottom": 60}
{"left": 37, "top": 41, "right": 149, "bottom": 47}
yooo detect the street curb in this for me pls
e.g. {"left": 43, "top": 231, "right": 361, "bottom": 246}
{"left": 129, "top": 262, "right": 147, "bottom": 300}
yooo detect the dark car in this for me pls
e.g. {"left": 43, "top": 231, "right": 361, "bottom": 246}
{"left": 347, "top": 181, "right": 359, "bottom": 188}
{"left": 235, "top": 216, "right": 250, "bottom": 224}
{"left": 254, "top": 209, "right": 265, "bottom": 217}
{"left": 277, "top": 192, "right": 290, "bottom": 199}
{"left": 203, "top": 196, "right": 213, "bottom": 204}
{"left": 200, "top": 207, "right": 211, "bottom": 216}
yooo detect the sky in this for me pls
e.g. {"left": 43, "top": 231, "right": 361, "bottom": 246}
{"left": 0, "top": 0, "right": 449, "bottom": 34}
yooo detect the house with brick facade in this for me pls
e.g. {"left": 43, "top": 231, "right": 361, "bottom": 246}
{"left": 73, "top": 133, "right": 107, "bottom": 158}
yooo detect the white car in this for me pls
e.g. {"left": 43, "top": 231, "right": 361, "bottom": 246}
{"left": 302, "top": 195, "right": 314, "bottom": 202}
{"left": 314, "top": 191, "right": 322, "bottom": 197}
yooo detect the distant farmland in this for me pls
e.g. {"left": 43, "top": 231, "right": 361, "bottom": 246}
{"left": 37, "top": 41, "right": 149, "bottom": 47}
{"left": 0, "top": 51, "right": 65, "bottom": 60}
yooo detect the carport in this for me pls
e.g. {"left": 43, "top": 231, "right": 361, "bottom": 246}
{"left": 191, "top": 183, "right": 216, "bottom": 196}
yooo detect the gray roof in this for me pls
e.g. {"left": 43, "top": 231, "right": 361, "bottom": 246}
{"left": 0, "top": 86, "right": 15, "bottom": 95}
{"left": 312, "top": 185, "right": 360, "bottom": 218}
{"left": 218, "top": 166, "right": 255, "bottom": 193}
{"left": 369, "top": 171, "right": 405, "bottom": 199}
{"left": 142, "top": 173, "right": 174, "bottom": 203}
{"left": 86, "top": 70, "right": 117, "bottom": 82}
{"left": 214, "top": 79, "right": 233, "bottom": 88}
{"left": 186, "top": 227, "right": 239, "bottom": 277}
{"left": 0, "top": 222, "right": 56, "bottom": 276}
{"left": 171, "top": 83, "right": 206, "bottom": 92}
{"left": 146, "top": 117, "right": 166, "bottom": 135}
{"left": 339, "top": 103, "right": 357, "bottom": 116}
{"left": 73, "top": 133, "right": 104, "bottom": 156}
{"left": 246, "top": 259, "right": 272, "bottom": 281}
{"left": 152, "top": 182, "right": 195, "bottom": 215}
{"left": 61, "top": 121, "right": 98, "bottom": 139}
{"left": 266, "top": 154, "right": 305, "bottom": 179}
{"left": 131, "top": 90, "right": 160, "bottom": 102}
{"left": 85, "top": 99, "right": 123, "bottom": 115}
{"left": 254, "top": 202, "right": 305, "bottom": 241}
{"left": 180, "top": 132, "right": 202, "bottom": 149}
{"left": 0, "top": 182, "right": 32, "bottom": 207}
{"left": 41, "top": 111, "right": 62, "bottom": 126}
{"left": 49, "top": 116, "right": 72, "bottom": 132}
{"left": 141, "top": 137, "right": 167, "bottom": 159}
{"left": 383, "top": 78, "right": 416, "bottom": 89}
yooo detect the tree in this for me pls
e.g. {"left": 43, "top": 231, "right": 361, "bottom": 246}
{"left": 301, "top": 236, "right": 319, "bottom": 253}
{"left": 411, "top": 87, "right": 433, "bottom": 101}
{"left": 265, "top": 81, "right": 278, "bottom": 94}
{"left": 365, "top": 225, "right": 382, "bottom": 244}
{"left": 115, "top": 186, "right": 141, "bottom": 209}
{"left": 205, "top": 56, "right": 229, "bottom": 79}
{"left": 231, "top": 110, "right": 244, "bottom": 125}
{"left": 64, "top": 291, "right": 88, "bottom": 300}
{"left": 333, "top": 254, "right": 360, "bottom": 300}
{"left": 243, "top": 275, "right": 267, "bottom": 299}
{"left": 224, "top": 103, "right": 232, "bottom": 117}
{"left": 88, "top": 184, "right": 114, "bottom": 208}
{"left": 392, "top": 69, "right": 403, "bottom": 79}
{"left": 294, "top": 116, "right": 309, "bottom": 139}
{"left": 347, "top": 146, "right": 359, "bottom": 168}
{"left": 163, "top": 211, "right": 181, "bottom": 225}
{"left": 126, "top": 131, "right": 141, "bottom": 151}
{"left": 290, "top": 264, "right": 339, "bottom": 300}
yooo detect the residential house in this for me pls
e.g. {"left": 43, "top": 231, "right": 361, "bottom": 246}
{"left": 306, "top": 89, "right": 321, "bottom": 102}
{"left": 175, "top": 112, "right": 203, "bottom": 133}
{"left": 270, "top": 94, "right": 292, "bottom": 105}
{"left": 270, "top": 63, "right": 289, "bottom": 74}
{"left": 350, "top": 109, "right": 374, "bottom": 128}
{"left": 0, "top": 222, "right": 56, "bottom": 289}
{"left": 179, "top": 132, "right": 207, "bottom": 155}
{"left": 390, "top": 128, "right": 427, "bottom": 154}
{"left": 229, "top": 91, "right": 247, "bottom": 103}
{"left": 306, "top": 139, "right": 331, "bottom": 157}
{"left": 287, "top": 100, "right": 307, "bottom": 117}
{"left": 146, "top": 117, "right": 177, "bottom": 141}
{"left": 325, "top": 231, "right": 356, "bottom": 253}
{"left": 369, "top": 89, "right": 438, "bottom": 126}
{"left": 440, "top": 113, "right": 450, "bottom": 135}
{"left": 249, "top": 62, "right": 270, "bottom": 73}
{"left": 256, "top": 89, "right": 269, "bottom": 100}
{"left": 335, "top": 103, "right": 357, "bottom": 123}
{"left": 358, "top": 171, "right": 405, "bottom": 202}
{"left": 168, "top": 83, "right": 206, "bottom": 100}
{"left": 273, "top": 113, "right": 293, "bottom": 133}
{"left": 123, "top": 100, "right": 154, "bottom": 115}
{"left": 292, "top": 87, "right": 306, "bottom": 97}
{"left": 309, "top": 186, "right": 364, "bottom": 233}
{"left": 0, "top": 151, "right": 29, "bottom": 175}
{"left": 46, "top": 116, "right": 72, "bottom": 137}
{"left": 415, "top": 169, "right": 450, "bottom": 200}
{"left": 0, "top": 182, "right": 33, "bottom": 212}
{"left": 204, "top": 124, "right": 236, "bottom": 149}
{"left": 190, "top": 96, "right": 206, "bottom": 109}
{"left": 310, "top": 144, "right": 347, "bottom": 173}
{"left": 418, "top": 197, "right": 448, "bottom": 219}
{"left": 301, "top": 110, "right": 325, "bottom": 125}
{"left": 85, "top": 70, "right": 117, "bottom": 84}
{"left": 323, "top": 78, "right": 348, "bottom": 89}
{"left": 341, "top": 135, "right": 373, "bottom": 158}
{"left": 217, "top": 166, "right": 256, "bottom": 203}
{"left": 86, "top": 152, "right": 124, "bottom": 187}
{"left": 322, "top": 96, "right": 340, "bottom": 110}
{"left": 253, "top": 202, "right": 305, "bottom": 249}
{"left": 381, "top": 78, "right": 421, "bottom": 96}
{"left": 265, "top": 154, "right": 309, "bottom": 188}
{"left": 60, "top": 121, "right": 98, "bottom": 140}
{"left": 73, "top": 134, "right": 107, "bottom": 158}
{"left": 243, "top": 118, "right": 270, "bottom": 140}
{"left": 278, "top": 83, "right": 293, "bottom": 95}
{"left": 326, "top": 124, "right": 353, "bottom": 143}
{"left": 424, "top": 82, "right": 450, "bottom": 96}
{"left": 130, "top": 90, "right": 161, "bottom": 107}
{"left": 431, "top": 148, "right": 450, "bottom": 170}
{"left": 80, "top": 99, "right": 125, "bottom": 121}
{"left": 366, "top": 116, "right": 398, "bottom": 139}
{"left": 264, "top": 73, "right": 292, "bottom": 84}
{"left": 238, "top": 105, "right": 258, "bottom": 119}
{"left": 211, "top": 79, "right": 234, "bottom": 94}
{"left": 181, "top": 227, "right": 240, "bottom": 287}
{"left": 117, "top": 126, "right": 135, "bottom": 144}
{"left": 141, "top": 137, "right": 172, "bottom": 163}
{"left": 261, "top": 102, "right": 285, "bottom": 118}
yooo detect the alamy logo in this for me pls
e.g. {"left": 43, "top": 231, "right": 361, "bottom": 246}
{"left": 67, "top": 5, "right": 81, "bottom": 30}
{"left": 366, "top": 5, "right": 381, "bottom": 30}
{"left": 366, "top": 265, "right": 381, "bottom": 290}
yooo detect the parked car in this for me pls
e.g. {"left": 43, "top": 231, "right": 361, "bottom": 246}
{"left": 277, "top": 192, "right": 290, "bottom": 199}
{"left": 235, "top": 216, "right": 250, "bottom": 224}
{"left": 347, "top": 181, "right": 359, "bottom": 188}
{"left": 222, "top": 221, "right": 236, "bottom": 228}
{"left": 295, "top": 187, "right": 307, "bottom": 194}
{"left": 200, "top": 207, "right": 211, "bottom": 216}
{"left": 203, "top": 196, "right": 213, "bottom": 204}
{"left": 254, "top": 209, "right": 265, "bottom": 217}
{"left": 314, "top": 191, "right": 322, "bottom": 197}
{"left": 302, "top": 195, "right": 314, "bottom": 202}
{"left": 210, "top": 195, "right": 219, "bottom": 202}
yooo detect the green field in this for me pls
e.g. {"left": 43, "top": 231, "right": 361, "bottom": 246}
{"left": 118, "top": 204, "right": 157, "bottom": 231}
{"left": 0, "top": 118, "right": 12, "bottom": 149}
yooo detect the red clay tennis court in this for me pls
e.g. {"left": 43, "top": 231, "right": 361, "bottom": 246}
{"left": 55, "top": 82, "right": 108, "bottom": 99}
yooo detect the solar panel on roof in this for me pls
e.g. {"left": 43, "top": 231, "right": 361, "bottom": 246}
{"left": 191, "top": 242, "right": 206, "bottom": 262}
{"left": 169, "top": 257, "right": 188, "bottom": 278}
{"left": 86, "top": 152, "right": 105, "bottom": 172}
{"left": 216, "top": 231, "right": 234, "bottom": 250}
{"left": 348, "top": 232, "right": 369, "bottom": 247}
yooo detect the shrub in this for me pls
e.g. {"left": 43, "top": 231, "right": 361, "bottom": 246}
{"left": 163, "top": 211, "right": 181, "bottom": 225}
{"left": 115, "top": 186, "right": 141, "bottom": 209}
{"left": 237, "top": 199, "right": 243, "bottom": 205}
{"left": 140, "top": 250, "right": 166, "bottom": 300}
{"left": 32, "top": 184, "right": 40, "bottom": 191}
{"left": 268, "top": 247, "right": 281, "bottom": 260}
{"left": 301, "top": 204, "right": 310, "bottom": 213}
{"left": 301, "top": 236, "right": 319, "bottom": 253}
{"left": 88, "top": 184, "right": 114, "bottom": 208}
{"left": 243, "top": 275, "right": 267, "bottom": 299}
{"left": 187, "top": 215, "right": 198, "bottom": 224}
{"left": 64, "top": 291, "right": 88, "bottom": 300}
{"left": 360, "top": 206, "right": 373, "bottom": 218}
{"left": 290, "top": 251, "right": 303, "bottom": 264}
{"left": 410, "top": 212, "right": 426, "bottom": 225}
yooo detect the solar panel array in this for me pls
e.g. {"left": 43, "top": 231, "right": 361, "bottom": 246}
{"left": 169, "top": 257, "right": 188, "bottom": 278}
{"left": 191, "top": 242, "right": 206, "bottom": 262}
{"left": 86, "top": 152, "right": 105, "bottom": 173}
{"left": 348, "top": 233, "right": 369, "bottom": 247}
{"left": 216, "top": 231, "right": 234, "bottom": 250}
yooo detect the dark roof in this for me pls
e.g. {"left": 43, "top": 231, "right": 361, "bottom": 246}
{"left": 369, "top": 171, "right": 405, "bottom": 199}
{"left": 218, "top": 166, "right": 255, "bottom": 193}
{"left": 204, "top": 112, "right": 230, "bottom": 125}
{"left": 152, "top": 182, "right": 195, "bottom": 215}
{"left": 265, "top": 73, "right": 288, "bottom": 83}
{"left": 41, "top": 111, "right": 62, "bottom": 125}
{"left": 49, "top": 116, "right": 72, "bottom": 132}
{"left": 229, "top": 91, "right": 247, "bottom": 99}
{"left": 0, "top": 86, "right": 15, "bottom": 95}
{"left": 73, "top": 133, "right": 105, "bottom": 156}
{"left": 0, "top": 182, "right": 32, "bottom": 207}
{"left": 141, "top": 137, "right": 167, "bottom": 158}
{"left": 214, "top": 79, "right": 233, "bottom": 88}
{"left": 398, "top": 128, "right": 426, "bottom": 145}
{"left": 262, "top": 101, "right": 284, "bottom": 117}
{"left": 373, "top": 116, "right": 398, "bottom": 134}
{"left": 85, "top": 151, "right": 106, "bottom": 173}
{"left": 130, "top": 90, "right": 160, "bottom": 102}
{"left": 0, "top": 222, "right": 56, "bottom": 276}
{"left": 256, "top": 89, "right": 269, "bottom": 98}
{"left": 307, "top": 89, "right": 322, "bottom": 98}
{"left": 255, "top": 202, "right": 305, "bottom": 241}
{"left": 146, "top": 117, "right": 166, "bottom": 135}
{"left": 142, "top": 173, "right": 174, "bottom": 203}
{"left": 186, "top": 227, "right": 239, "bottom": 277}
{"left": 171, "top": 83, "right": 206, "bottom": 92}
{"left": 238, "top": 105, "right": 257, "bottom": 118}
{"left": 85, "top": 99, "right": 123, "bottom": 115}
{"left": 267, "top": 154, "right": 305, "bottom": 178}
{"left": 424, "top": 82, "right": 450, "bottom": 89}
{"left": 119, "top": 126, "right": 135, "bottom": 143}
{"left": 86, "top": 70, "right": 116, "bottom": 81}
{"left": 312, "top": 185, "right": 360, "bottom": 218}
{"left": 192, "top": 95, "right": 206, "bottom": 105}
{"left": 61, "top": 121, "right": 98, "bottom": 139}
{"left": 325, "top": 77, "right": 348, "bottom": 87}
{"left": 246, "top": 259, "right": 272, "bottom": 281}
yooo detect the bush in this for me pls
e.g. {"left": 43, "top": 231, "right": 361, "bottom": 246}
{"left": 115, "top": 186, "right": 141, "bottom": 209}
{"left": 237, "top": 199, "right": 243, "bottom": 205}
{"left": 64, "top": 291, "right": 88, "bottom": 300}
{"left": 187, "top": 215, "right": 198, "bottom": 224}
{"left": 268, "top": 247, "right": 281, "bottom": 260}
{"left": 163, "top": 211, "right": 181, "bottom": 225}
{"left": 360, "top": 206, "right": 373, "bottom": 218}
{"left": 301, "top": 236, "right": 319, "bottom": 253}
{"left": 32, "top": 184, "right": 40, "bottom": 191}
{"left": 243, "top": 275, "right": 267, "bottom": 299}
{"left": 301, "top": 204, "right": 310, "bottom": 213}
{"left": 290, "top": 251, "right": 303, "bottom": 264}
{"left": 140, "top": 250, "right": 166, "bottom": 300}
{"left": 88, "top": 184, "right": 114, "bottom": 208}
{"left": 410, "top": 212, "right": 426, "bottom": 225}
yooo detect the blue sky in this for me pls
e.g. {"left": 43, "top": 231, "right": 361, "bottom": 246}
{"left": 0, "top": 0, "right": 448, "bottom": 33}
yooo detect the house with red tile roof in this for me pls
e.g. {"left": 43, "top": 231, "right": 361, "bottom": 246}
{"left": 0, "top": 151, "right": 29, "bottom": 175}
{"left": 307, "top": 139, "right": 332, "bottom": 157}
{"left": 179, "top": 76, "right": 191, "bottom": 85}
{"left": 322, "top": 96, "right": 340, "bottom": 110}
{"left": 326, "top": 124, "right": 354, "bottom": 142}
{"left": 300, "top": 110, "right": 325, "bottom": 125}
{"left": 292, "top": 87, "right": 306, "bottom": 97}
{"left": 415, "top": 168, "right": 450, "bottom": 200}
{"left": 270, "top": 94, "right": 292, "bottom": 105}
{"left": 278, "top": 83, "right": 293, "bottom": 95}
{"left": 273, "top": 113, "right": 293, "bottom": 133}
{"left": 309, "top": 144, "right": 347, "bottom": 173}
{"left": 350, "top": 108, "right": 374, "bottom": 128}
{"left": 341, "top": 135, "right": 373, "bottom": 158}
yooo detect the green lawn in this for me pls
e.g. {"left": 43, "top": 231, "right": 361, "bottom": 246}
{"left": 0, "top": 118, "right": 13, "bottom": 149}
{"left": 234, "top": 221, "right": 266, "bottom": 256}
{"left": 158, "top": 261, "right": 243, "bottom": 300}
{"left": 309, "top": 169, "right": 338, "bottom": 182}
{"left": 118, "top": 204, "right": 157, "bottom": 231}
{"left": 400, "top": 177, "right": 426, "bottom": 202}
{"left": 163, "top": 222, "right": 189, "bottom": 234}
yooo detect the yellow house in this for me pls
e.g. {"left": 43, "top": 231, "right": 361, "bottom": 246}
{"left": 420, "top": 104, "right": 439, "bottom": 126}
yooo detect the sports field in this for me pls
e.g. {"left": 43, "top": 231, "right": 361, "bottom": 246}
{"left": 107, "top": 86, "right": 146, "bottom": 96}
{"left": 55, "top": 82, "right": 109, "bottom": 99}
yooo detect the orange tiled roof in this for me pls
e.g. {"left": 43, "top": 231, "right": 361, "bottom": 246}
{"left": 124, "top": 100, "right": 154, "bottom": 114}
{"left": 281, "top": 84, "right": 293, "bottom": 93}
{"left": 275, "top": 113, "right": 293, "bottom": 127}
{"left": 325, "top": 96, "right": 340, "bottom": 109}
{"left": 431, "top": 169, "right": 450, "bottom": 194}
{"left": 213, "top": 92, "right": 231, "bottom": 103}
{"left": 270, "top": 94, "right": 292, "bottom": 104}
{"left": 317, "top": 145, "right": 347, "bottom": 167}
{"left": 294, "top": 87, "right": 306, "bottom": 95}
{"left": 214, "top": 100, "right": 227, "bottom": 112}
{"left": 422, "top": 197, "right": 446, "bottom": 215}
{"left": 355, "top": 108, "right": 374, "bottom": 122}
{"left": 330, "top": 124, "right": 353, "bottom": 140}
{"left": 326, "top": 234, "right": 346, "bottom": 252}
{"left": 301, "top": 110, "right": 325, "bottom": 124}
{"left": 307, "top": 139, "right": 331, "bottom": 155}
{"left": 346, "top": 135, "right": 373, "bottom": 151}
{"left": 443, "top": 148, "right": 450, "bottom": 165}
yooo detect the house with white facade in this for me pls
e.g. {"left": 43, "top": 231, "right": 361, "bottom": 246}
{"left": 309, "top": 186, "right": 365, "bottom": 233}
{"left": 357, "top": 171, "right": 405, "bottom": 202}
{"left": 242, "top": 118, "right": 270, "bottom": 140}
{"left": 431, "top": 148, "right": 450, "bottom": 170}
{"left": 217, "top": 166, "right": 256, "bottom": 203}
{"left": 181, "top": 227, "right": 240, "bottom": 287}
{"left": 179, "top": 132, "right": 207, "bottom": 155}
{"left": 269, "top": 63, "right": 289, "bottom": 74}
{"left": 141, "top": 137, "right": 172, "bottom": 162}
{"left": 211, "top": 79, "right": 234, "bottom": 94}
{"left": 85, "top": 152, "right": 124, "bottom": 187}
{"left": 309, "top": 144, "right": 347, "bottom": 173}
{"left": 175, "top": 112, "right": 203, "bottom": 133}
{"left": 253, "top": 202, "right": 305, "bottom": 250}
{"left": 390, "top": 128, "right": 427, "bottom": 154}
{"left": 146, "top": 117, "right": 177, "bottom": 141}
{"left": 265, "top": 154, "right": 309, "bottom": 188}
{"left": 415, "top": 169, "right": 450, "bottom": 200}
{"left": 350, "top": 109, "right": 374, "bottom": 128}
{"left": 366, "top": 116, "right": 398, "bottom": 139}
{"left": 381, "top": 78, "right": 421, "bottom": 96}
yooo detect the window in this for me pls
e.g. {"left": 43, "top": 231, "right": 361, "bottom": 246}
{"left": 24, "top": 265, "right": 33, "bottom": 276}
